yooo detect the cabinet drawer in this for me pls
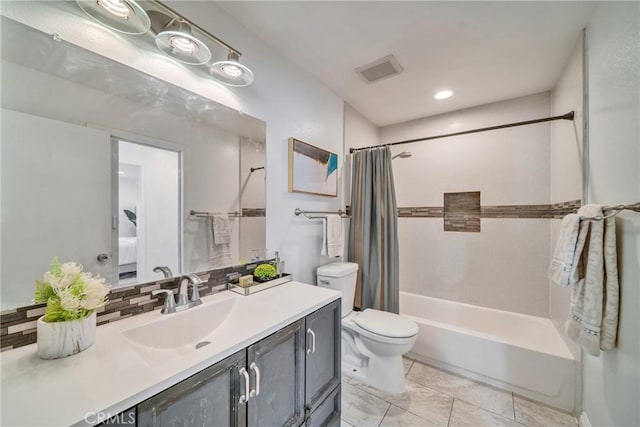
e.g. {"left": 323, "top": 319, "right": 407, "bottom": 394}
{"left": 305, "top": 385, "right": 340, "bottom": 427}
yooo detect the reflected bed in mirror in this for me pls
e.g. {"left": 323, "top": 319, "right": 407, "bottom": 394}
{"left": 0, "top": 17, "right": 266, "bottom": 309}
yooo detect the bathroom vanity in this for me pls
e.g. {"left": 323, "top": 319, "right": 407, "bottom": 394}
{"left": 0, "top": 282, "right": 341, "bottom": 427}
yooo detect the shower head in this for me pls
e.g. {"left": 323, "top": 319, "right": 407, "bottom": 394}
{"left": 392, "top": 151, "right": 412, "bottom": 159}
{"left": 250, "top": 166, "right": 265, "bottom": 173}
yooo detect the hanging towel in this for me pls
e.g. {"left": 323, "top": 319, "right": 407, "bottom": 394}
{"left": 207, "top": 214, "right": 232, "bottom": 267}
{"left": 212, "top": 213, "right": 232, "bottom": 245}
{"left": 321, "top": 214, "right": 343, "bottom": 258}
{"left": 548, "top": 213, "right": 588, "bottom": 287}
{"left": 564, "top": 204, "right": 620, "bottom": 356}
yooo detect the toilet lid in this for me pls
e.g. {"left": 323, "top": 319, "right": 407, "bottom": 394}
{"left": 354, "top": 309, "right": 418, "bottom": 338}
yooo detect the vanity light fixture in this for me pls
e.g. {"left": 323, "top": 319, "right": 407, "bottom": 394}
{"left": 76, "top": 0, "right": 255, "bottom": 87}
{"left": 76, "top": 0, "right": 151, "bottom": 35}
{"left": 434, "top": 90, "right": 453, "bottom": 100}
{"left": 209, "top": 51, "right": 255, "bottom": 87}
{"left": 150, "top": 11, "right": 211, "bottom": 65}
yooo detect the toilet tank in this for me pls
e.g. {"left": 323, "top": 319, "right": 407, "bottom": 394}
{"left": 317, "top": 262, "right": 359, "bottom": 317}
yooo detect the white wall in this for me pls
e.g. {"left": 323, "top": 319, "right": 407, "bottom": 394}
{"left": 549, "top": 34, "right": 584, "bottom": 359}
{"left": 378, "top": 93, "right": 552, "bottom": 316}
{"left": 582, "top": 3, "right": 640, "bottom": 426}
{"left": 343, "top": 103, "right": 380, "bottom": 204}
{"left": 239, "top": 136, "right": 266, "bottom": 261}
{"left": 2, "top": 0, "right": 344, "bottom": 285}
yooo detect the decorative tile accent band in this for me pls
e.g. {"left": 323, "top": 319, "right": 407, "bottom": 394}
{"left": 242, "top": 208, "right": 266, "bottom": 217}
{"left": 0, "top": 260, "right": 272, "bottom": 351}
{"left": 397, "top": 199, "right": 582, "bottom": 220}
{"left": 397, "top": 206, "right": 444, "bottom": 218}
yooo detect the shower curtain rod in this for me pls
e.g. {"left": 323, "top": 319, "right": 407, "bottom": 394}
{"left": 349, "top": 111, "right": 575, "bottom": 153}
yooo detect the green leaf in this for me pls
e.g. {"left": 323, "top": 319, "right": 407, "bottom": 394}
{"left": 34, "top": 281, "right": 55, "bottom": 304}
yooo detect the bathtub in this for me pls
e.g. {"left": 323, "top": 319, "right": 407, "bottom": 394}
{"left": 400, "top": 292, "right": 576, "bottom": 412}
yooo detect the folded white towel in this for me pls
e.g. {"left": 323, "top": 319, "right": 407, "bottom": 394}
{"left": 321, "top": 214, "right": 343, "bottom": 258}
{"left": 548, "top": 213, "right": 587, "bottom": 287}
{"left": 564, "top": 204, "right": 619, "bottom": 356}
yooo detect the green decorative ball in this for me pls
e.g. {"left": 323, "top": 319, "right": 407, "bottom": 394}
{"left": 253, "top": 263, "right": 277, "bottom": 281}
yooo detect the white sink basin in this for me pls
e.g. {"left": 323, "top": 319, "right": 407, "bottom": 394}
{"left": 122, "top": 292, "right": 236, "bottom": 353}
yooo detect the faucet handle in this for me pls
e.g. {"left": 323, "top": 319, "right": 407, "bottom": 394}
{"left": 190, "top": 283, "right": 207, "bottom": 303}
{"left": 152, "top": 289, "right": 176, "bottom": 314}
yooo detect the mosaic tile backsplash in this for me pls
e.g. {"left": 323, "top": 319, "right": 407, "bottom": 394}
{"left": 0, "top": 260, "right": 272, "bottom": 351}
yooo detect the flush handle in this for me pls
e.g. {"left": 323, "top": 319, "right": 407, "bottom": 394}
{"left": 307, "top": 328, "right": 316, "bottom": 355}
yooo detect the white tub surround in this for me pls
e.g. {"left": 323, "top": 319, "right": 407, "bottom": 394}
{"left": 400, "top": 292, "right": 576, "bottom": 412}
{"left": 0, "top": 282, "right": 340, "bottom": 426}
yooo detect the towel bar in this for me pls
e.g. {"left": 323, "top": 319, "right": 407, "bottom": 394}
{"left": 190, "top": 210, "right": 241, "bottom": 218}
{"left": 294, "top": 208, "right": 350, "bottom": 219}
{"left": 579, "top": 203, "right": 640, "bottom": 221}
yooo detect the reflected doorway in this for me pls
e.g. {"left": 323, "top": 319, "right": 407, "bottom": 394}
{"left": 117, "top": 139, "right": 181, "bottom": 286}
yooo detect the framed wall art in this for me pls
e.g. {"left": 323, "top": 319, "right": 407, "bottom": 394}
{"left": 288, "top": 138, "right": 338, "bottom": 197}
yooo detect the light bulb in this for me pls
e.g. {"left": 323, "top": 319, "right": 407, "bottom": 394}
{"left": 221, "top": 63, "right": 243, "bottom": 78}
{"left": 96, "top": 0, "right": 131, "bottom": 19}
{"left": 169, "top": 35, "right": 197, "bottom": 54}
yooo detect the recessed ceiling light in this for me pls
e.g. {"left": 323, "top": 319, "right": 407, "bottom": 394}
{"left": 434, "top": 90, "right": 453, "bottom": 100}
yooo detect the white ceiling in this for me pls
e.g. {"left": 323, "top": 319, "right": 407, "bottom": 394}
{"left": 219, "top": 1, "right": 596, "bottom": 127}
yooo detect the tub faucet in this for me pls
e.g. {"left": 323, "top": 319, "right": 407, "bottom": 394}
{"left": 153, "top": 266, "right": 173, "bottom": 279}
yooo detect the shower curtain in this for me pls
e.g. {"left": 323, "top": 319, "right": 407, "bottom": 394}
{"left": 348, "top": 147, "right": 400, "bottom": 313}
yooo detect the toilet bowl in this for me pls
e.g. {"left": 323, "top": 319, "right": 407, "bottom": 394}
{"left": 317, "top": 262, "right": 418, "bottom": 394}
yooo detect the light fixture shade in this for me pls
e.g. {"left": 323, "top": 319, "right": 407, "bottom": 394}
{"left": 154, "top": 18, "right": 211, "bottom": 65}
{"left": 209, "top": 52, "right": 254, "bottom": 87}
{"left": 76, "top": 0, "right": 150, "bottom": 35}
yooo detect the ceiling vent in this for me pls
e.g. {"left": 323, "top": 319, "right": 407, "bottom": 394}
{"left": 355, "top": 55, "right": 404, "bottom": 84}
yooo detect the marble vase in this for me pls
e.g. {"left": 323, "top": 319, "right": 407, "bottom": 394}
{"left": 36, "top": 312, "right": 97, "bottom": 359}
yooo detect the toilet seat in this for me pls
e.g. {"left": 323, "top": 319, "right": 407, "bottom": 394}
{"left": 343, "top": 310, "right": 418, "bottom": 345}
{"left": 354, "top": 309, "right": 419, "bottom": 338}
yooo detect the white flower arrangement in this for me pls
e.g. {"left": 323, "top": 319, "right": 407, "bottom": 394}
{"left": 34, "top": 258, "right": 110, "bottom": 322}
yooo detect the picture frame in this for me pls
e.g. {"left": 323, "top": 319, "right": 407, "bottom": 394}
{"left": 288, "top": 138, "right": 338, "bottom": 197}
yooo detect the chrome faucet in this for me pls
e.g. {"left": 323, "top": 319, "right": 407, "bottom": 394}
{"left": 152, "top": 274, "right": 205, "bottom": 314}
{"left": 184, "top": 274, "right": 204, "bottom": 303}
{"left": 153, "top": 266, "right": 173, "bottom": 279}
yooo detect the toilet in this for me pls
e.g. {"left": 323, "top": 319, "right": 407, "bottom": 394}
{"left": 317, "top": 262, "right": 418, "bottom": 394}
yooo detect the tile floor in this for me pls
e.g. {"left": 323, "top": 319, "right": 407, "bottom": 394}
{"left": 341, "top": 357, "right": 578, "bottom": 427}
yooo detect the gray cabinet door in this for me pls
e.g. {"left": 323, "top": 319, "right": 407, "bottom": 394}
{"left": 247, "top": 319, "right": 306, "bottom": 427}
{"left": 137, "top": 349, "right": 247, "bottom": 427}
{"left": 305, "top": 299, "right": 341, "bottom": 414}
{"left": 305, "top": 385, "right": 340, "bottom": 427}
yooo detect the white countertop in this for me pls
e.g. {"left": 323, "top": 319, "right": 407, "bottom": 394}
{"left": 0, "top": 281, "right": 340, "bottom": 427}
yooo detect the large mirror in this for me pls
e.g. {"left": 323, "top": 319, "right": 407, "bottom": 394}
{"left": 0, "top": 17, "right": 266, "bottom": 309}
